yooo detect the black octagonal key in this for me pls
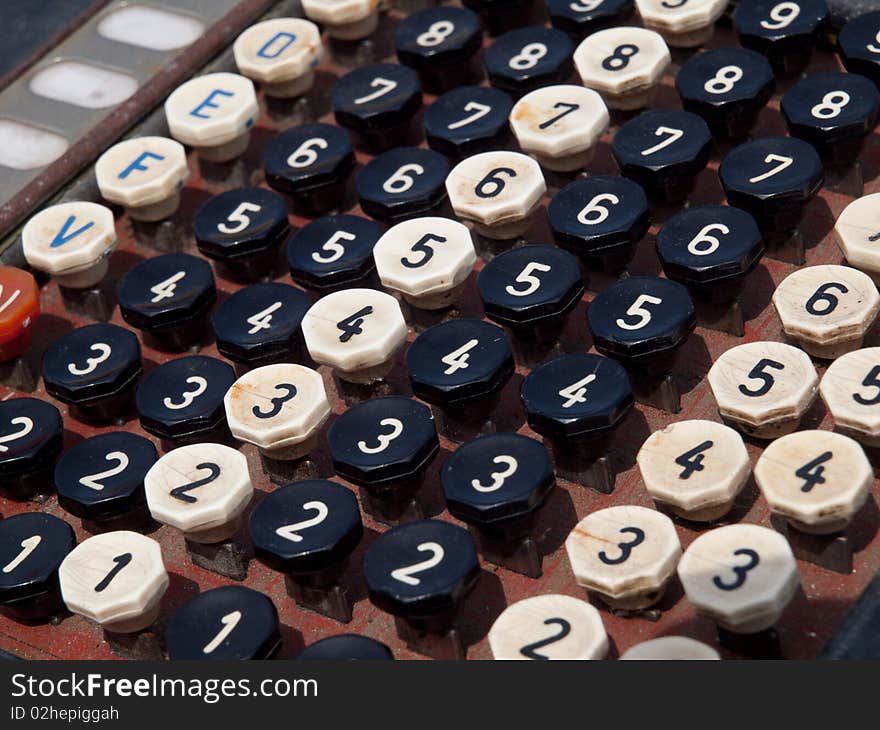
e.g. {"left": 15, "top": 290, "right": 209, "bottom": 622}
{"left": 332, "top": 63, "right": 423, "bottom": 151}
{"left": 298, "top": 634, "right": 394, "bottom": 660}
{"left": 0, "top": 397, "right": 63, "bottom": 500}
{"left": 656, "top": 204, "right": 764, "bottom": 304}
{"left": 546, "top": 0, "right": 634, "bottom": 40}
{"left": 165, "top": 585, "right": 281, "bottom": 660}
{"left": 734, "top": 0, "right": 829, "bottom": 75}
{"left": 484, "top": 26, "right": 574, "bottom": 98}
{"left": 781, "top": 72, "right": 880, "bottom": 168}
{"left": 406, "top": 318, "right": 514, "bottom": 441}
{"left": 356, "top": 147, "right": 449, "bottom": 224}
{"left": 406, "top": 318, "right": 515, "bottom": 408}
{"left": 588, "top": 276, "right": 695, "bottom": 364}
{"left": 0, "top": 512, "right": 75, "bottom": 622}
{"left": 328, "top": 396, "right": 439, "bottom": 525}
{"left": 612, "top": 109, "right": 713, "bottom": 202}
{"left": 839, "top": 11, "right": 880, "bottom": 89}
{"left": 441, "top": 432, "right": 554, "bottom": 577}
{"left": 478, "top": 244, "right": 584, "bottom": 330}
{"left": 394, "top": 6, "right": 483, "bottom": 93}
{"left": 262, "top": 123, "right": 356, "bottom": 216}
{"left": 363, "top": 519, "right": 480, "bottom": 659}
{"left": 521, "top": 353, "right": 634, "bottom": 442}
{"left": 588, "top": 276, "right": 695, "bottom": 412}
{"left": 719, "top": 136, "right": 823, "bottom": 243}
{"left": 250, "top": 480, "right": 362, "bottom": 576}
{"left": 424, "top": 86, "right": 513, "bottom": 160}
{"left": 118, "top": 252, "right": 217, "bottom": 352}
{"left": 676, "top": 47, "right": 775, "bottom": 139}
{"left": 249, "top": 479, "right": 362, "bottom": 623}
{"left": 42, "top": 323, "right": 142, "bottom": 423}
{"left": 135, "top": 355, "right": 235, "bottom": 444}
{"left": 287, "top": 214, "right": 381, "bottom": 292}
{"left": 212, "top": 282, "right": 311, "bottom": 366}
{"left": 547, "top": 175, "right": 650, "bottom": 274}
{"left": 193, "top": 187, "right": 289, "bottom": 281}
{"left": 54, "top": 432, "right": 157, "bottom": 525}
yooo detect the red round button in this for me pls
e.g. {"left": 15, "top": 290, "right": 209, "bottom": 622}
{"left": 0, "top": 266, "right": 40, "bottom": 361}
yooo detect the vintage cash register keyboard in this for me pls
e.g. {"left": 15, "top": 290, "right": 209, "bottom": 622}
{"left": 0, "top": 0, "right": 879, "bottom": 661}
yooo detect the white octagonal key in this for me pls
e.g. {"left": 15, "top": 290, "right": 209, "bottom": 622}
{"left": 234, "top": 18, "right": 323, "bottom": 98}
{"left": 145, "top": 443, "right": 253, "bottom": 544}
{"left": 677, "top": 523, "right": 800, "bottom": 633}
{"left": 754, "top": 429, "right": 872, "bottom": 534}
{"left": 301, "top": 0, "right": 379, "bottom": 40}
{"left": 374, "top": 217, "right": 476, "bottom": 310}
{"left": 509, "top": 85, "right": 609, "bottom": 172}
{"left": 224, "top": 363, "right": 331, "bottom": 458}
{"left": 446, "top": 151, "right": 546, "bottom": 239}
{"left": 620, "top": 636, "right": 720, "bottom": 660}
{"left": 489, "top": 594, "right": 608, "bottom": 660}
{"left": 820, "top": 346, "right": 880, "bottom": 446}
{"left": 59, "top": 531, "right": 168, "bottom": 633}
{"left": 574, "top": 27, "right": 671, "bottom": 110}
{"left": 22, "top": 201, "right": 116, "bottom": 288}
{"left": 301, "top": 288, "right": 408, "bottom": 383}
{"left": 637, "top": 419, "right": 751, "bottom": 522}
{"left": 565, "top": 505, "right": 682, "bottom": 610}
{"left": 635, "top": 0, "right": 729, "bottom": 48}
{"left": 164, "top": 72, "right": 258, "bottom": 162}
{"left": 708, "top": 341, "right": 819, "bottom": 439}
{"left": 95, "top": 136, "right": 189, "bottom": 221}
{"left": 772, "top": 264, "right": 880, "bottom": 359}
{"left": 834, "top": 193, "right": 880, "bottom": 285}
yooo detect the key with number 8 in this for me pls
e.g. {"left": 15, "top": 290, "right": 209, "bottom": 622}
{"left": 573, "top": 26, "right": 670, "bottom": 110}
{"left": 484, "top": 26, "right": 574, "bottom": 98}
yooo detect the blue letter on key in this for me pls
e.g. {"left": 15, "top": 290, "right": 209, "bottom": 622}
{"left": 257, "top": 32, "right": 296, "bottom": 59}
{"left": 50, "top": 216, "right": 94, "bottom": 248}
{"left": 118, "top": 151, "right": 165, "bottom": 180}
{"left": 190, "top": 89, "right": 234, "bottom": 119}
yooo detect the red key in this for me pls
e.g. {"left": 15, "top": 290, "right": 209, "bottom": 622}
{"left": 0, "top": 266, "right": 40, "bottom": 361}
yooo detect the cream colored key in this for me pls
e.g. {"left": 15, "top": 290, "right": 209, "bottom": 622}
{"left": 234, "top": 18, "right": 323, "bottom": 98}
{"left": 164, "top": 72, "right": 259, "bottom": 162}
{"left": 59, "top": 531, "right": 168, "bottom": 633}
{"left": 144, "top": 444, "right": 253, "bottom": 544}
{"left": 637, "top": 419, "right": 751, "bottom": 522}
{"left": 224, "top": 363, "right": 331, "bottom": 460}
{"left": 301, "top": 288, "right": 408, "bottom": 383}
{"left": 820, "top": 347, "right": 880, "bottom": 446}
{"left": 445, "top": 151, "right": 546, "bottom": 239}
{"left": 488, "top": 594, "right": 608, "bottom": 660}
{"left": 373, "top": 217, "right": 476, "bottom": 310}
{"left": 574, "top": 27, "right": 671, "bottom": 110}
{"left": 22, "top": 202, "right": 116, "bottom": 288}
{"left": 677, "top": 523, "right": 800, "bottom": 634}
{"left": 772, "top": 265, "right": 880, "bottom": 359}
{"left": 707, "top": 341, "right": 819, "bottom": 439}
{"left": 635, "top": 0, "right": 729, "bottom": 48}
{"left": 754, "top": 430, "right": 872, "bottom": 534}
{"left": 509, "top": 85, "right": 609, "bottom": 172}
{"left": 301, "top": 0, "right": 379, "bottom": 40}
{"left": 834, "top": 193, "right": 880, "bottom": 285}
{"left": 565, "top": 505, "right": 682, "bottom": 610}
{"left": 95, "top": 136, "right": 189, "bottom": 221}
{"left": 620, "top": 636, "right": 720, "bottom": 660}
